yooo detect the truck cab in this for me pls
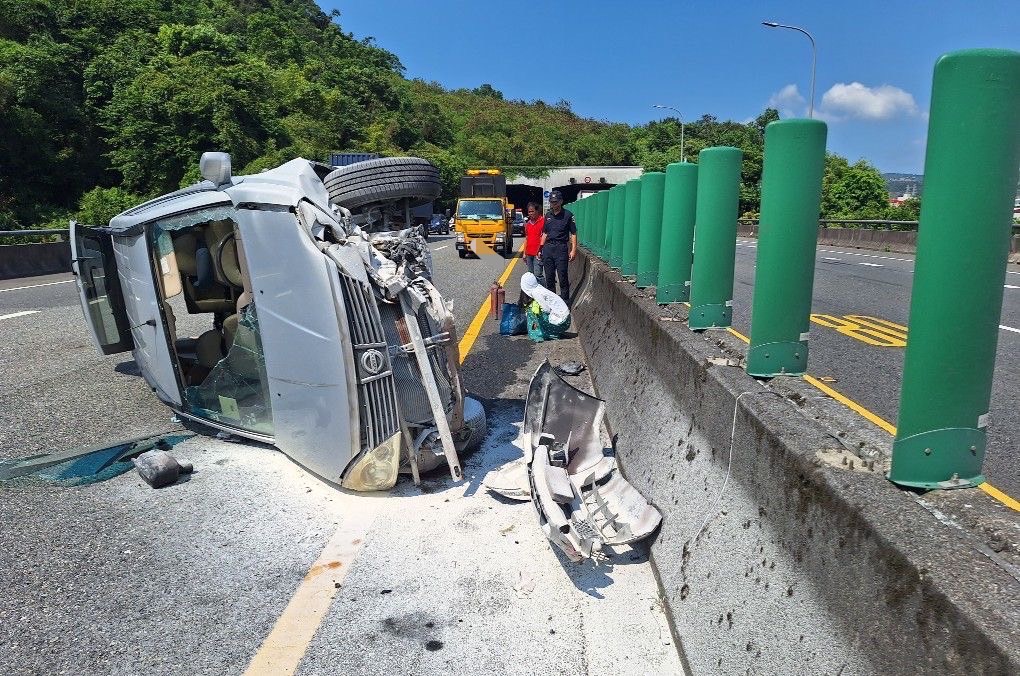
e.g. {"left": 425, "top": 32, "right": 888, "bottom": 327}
{"left": 453, "top": 169, "right": 514, "bottom": 258}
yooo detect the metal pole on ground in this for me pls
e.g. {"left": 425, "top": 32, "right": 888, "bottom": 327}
{"left": 656, "top": 162, "right": 698, "bottom": 303}
{"left": 745, "top": 119, "right": 828, "bottom": 377}
{"left": 609, "top": 184, "right": 626, "bottom": 269}
{"left": 889, "top": 48, "right": 1020, "bottom": 490}
{"left": 621, "top": 178, "right": 642, "bottom": 277}
{"left": 688, "top": 147, "right": 743, "bottom": 329}
{"left": 636, "top": 172, "right": 666, "bottom": 288}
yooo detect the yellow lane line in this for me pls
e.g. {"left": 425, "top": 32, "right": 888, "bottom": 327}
{"left": 457, "top": 245, "right": 524, "bottom": 363}
{"left": 980, "top": 483, "right": 1020, "bottom": 512}
{"left": 727, "top": 328, "right": 750, "bottom": 344}
{"left": 802, "top": 374, "right": 899, "bottom": 435}
{"left": 246, "top": 248, "right": 524, "bottom": 672}
{"left": 244, "top": 500, "right": 380, "bottom": 675}
{"left": 801, "top": 375, "right": 1018, "bottom": 512}
{"left": 685, "top": 314, "right": 1017, "bottom": 511}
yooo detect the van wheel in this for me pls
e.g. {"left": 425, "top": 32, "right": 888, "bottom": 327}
{"left": 323, "top": 157, "right": 441, "bottom": 210}
{"left": 458, "top": 250, "right": 466, "bottom": 259}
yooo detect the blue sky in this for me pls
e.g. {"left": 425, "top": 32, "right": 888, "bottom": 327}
{"left": 327, "top": 1, "right": 1018, "bottom": 175}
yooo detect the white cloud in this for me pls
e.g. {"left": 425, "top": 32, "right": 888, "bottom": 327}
{"left": 767, "top": 84, "right": 806, "bottom": 117}
{"left": 819, "top": 82, "right": 919, "bottom": 120}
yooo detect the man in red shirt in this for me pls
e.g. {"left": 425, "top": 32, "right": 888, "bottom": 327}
{"left": 523, "top": 201, "right": 545, "bottom": 278}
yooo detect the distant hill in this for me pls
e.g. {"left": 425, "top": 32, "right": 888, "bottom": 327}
{"left": 883, "top": 173, "right": 923, "bottom": 197}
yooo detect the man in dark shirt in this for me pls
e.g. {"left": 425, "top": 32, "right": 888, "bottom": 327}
{"left": 539, "top": 190, "right": 578, "bottom": 303}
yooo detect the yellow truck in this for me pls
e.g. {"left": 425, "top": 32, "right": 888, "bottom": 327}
{"left": 454, "top": 169, "right": 514, "bottom": 258}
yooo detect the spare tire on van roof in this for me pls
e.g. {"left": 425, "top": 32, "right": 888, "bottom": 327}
{"left": 323, "top": 157, "right": 442, "bottom": 210}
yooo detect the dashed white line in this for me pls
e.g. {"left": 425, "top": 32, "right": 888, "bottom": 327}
{"left": 818, "top": 248, "right": 914, "bottom": 264}
{"left": 0, "top": 310, "right": 40, "bottom": 321}
{"left": 1001, "top": 325, "right": 1020, "bottom": 335}
{"left": 1006, "top": 284, "right": 1019, "bottom": 290}
{"left": 434, "top": 245, "right": 449, "bottom": 251}
{"left": 822, "top": 257, "right": 841, "bottom": 261}
{"left": 859, "top": 262, "right": 884, "bottom": 267}
{"left": 0, "top": 279, "right": 74, "bottom": 293}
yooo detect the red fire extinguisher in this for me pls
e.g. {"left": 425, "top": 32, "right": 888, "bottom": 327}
{"left": 489, "top": 281, "right": 505, "bottom": 319}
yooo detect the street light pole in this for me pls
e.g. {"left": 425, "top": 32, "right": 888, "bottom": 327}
{"left": 653, "top": 104, "right": 685, "bottom": 161}
{"left": 762, "top": 21, "right": 816, "bottom": 118}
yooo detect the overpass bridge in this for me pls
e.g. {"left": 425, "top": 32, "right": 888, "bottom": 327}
{"left": 505, "top": 165, "right": 643, "bottom": 211}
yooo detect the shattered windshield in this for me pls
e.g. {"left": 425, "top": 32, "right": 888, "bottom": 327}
{"left": 183, "top": 304, "right": 273, "bottom": 435}
{"left": 457, "top": 200, "right": 504, "bottom": 220}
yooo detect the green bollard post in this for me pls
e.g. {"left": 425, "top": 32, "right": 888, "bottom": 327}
{"left": 609, "top": 184, "right": 627, "bottom": 269}
{"left": 889, "top": 49, "right": 1020, "bottom": 490}
{"left": 636, "top": 172, "right": 666, "bottom": 288}
{"left": 746, "top": 119, "right": 828, "bottom": 377}
{"left": 601, "top": 190, "right": 612, "bottom": 259}
{"left": 602, "top": 188, "right": 617, "bottom": 260}
{"left": 621, "top": 178, "right": 642, "bottom": 277}
{"left": 688, "top": 147, "right": 743, "bottom": 329}
{"left": 591, "top": 194, "right": 603, "bottom": 260}
{"left": 656, "top": 162, "right": 698, "bottom": 303}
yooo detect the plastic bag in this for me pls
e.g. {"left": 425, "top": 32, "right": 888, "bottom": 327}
{"left": 500, "top": 303, "right": 527, "bottom": 336}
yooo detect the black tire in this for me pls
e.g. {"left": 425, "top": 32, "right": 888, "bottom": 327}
{"left": 458, "top": 250, "right": 466, "bottom": 259}
{"left": 323, "top": 157, "right": 441, "bottom": 210}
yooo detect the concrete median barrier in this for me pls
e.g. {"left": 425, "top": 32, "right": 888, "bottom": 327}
{"left": 568, "top": 250, "right": 1019, "bottom": 674}
{"left": 0, "top": 243, "right": 71, "bottom": 280}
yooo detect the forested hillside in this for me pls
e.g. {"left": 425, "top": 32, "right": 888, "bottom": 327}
{"left": 0, "top": 0, "right": 898, "bottom": 229}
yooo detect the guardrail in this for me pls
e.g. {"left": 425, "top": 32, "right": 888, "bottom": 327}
{"left": 0, "top": 228, "right": 70, "bottom": 241}
{"left": 739, "top": 218, "right": 1020, "bottom": 233}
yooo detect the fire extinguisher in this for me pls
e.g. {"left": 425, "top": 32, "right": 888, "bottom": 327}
{"left": 489, "top": 281, "right": 505, "bottom": 319}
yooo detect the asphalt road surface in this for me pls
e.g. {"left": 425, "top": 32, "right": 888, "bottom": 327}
{"left": 730, "top": 238, "right": 1019, "bottom": 497}
{"left": 0, "top": 238, "right": 682, "bottom": 676}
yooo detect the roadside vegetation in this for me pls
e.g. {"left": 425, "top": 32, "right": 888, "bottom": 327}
{"left": 1, "top": 0, "right": 909, "bottom": 232}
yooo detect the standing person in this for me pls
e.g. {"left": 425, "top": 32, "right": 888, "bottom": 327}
{"left": 540, "top": 190, "right": 577, "bottom": 303}
{"left": 523, "top": 201, "right": 545, "bottom": 277}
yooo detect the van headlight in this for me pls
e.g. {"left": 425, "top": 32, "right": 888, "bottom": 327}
{"left": 456, "top": 232, "right": 465, "bottom": 242}
{"left": 495, "top": 233, "right": 505, "bottom": 241}
{"left": 341, "top": 432, "right": 402, "bottom": 491}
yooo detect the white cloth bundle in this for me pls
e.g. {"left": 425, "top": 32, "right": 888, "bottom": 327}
{"left": 521, "top": 272, "right": 570, "bottom": 325}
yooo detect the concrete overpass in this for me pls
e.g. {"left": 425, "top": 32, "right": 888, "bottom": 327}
{"left": 505, "top": 166, "right": 643, "bottom": 211}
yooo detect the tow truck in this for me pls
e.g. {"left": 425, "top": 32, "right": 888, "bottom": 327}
{"left": 453, "top": 169, "right": 514, "bottom": 258}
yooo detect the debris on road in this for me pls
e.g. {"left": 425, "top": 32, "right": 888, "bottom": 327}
{"left": 0, "top": 433, "right": 193, "bottom": 485}
{"left": 489, "top": 361, "right": 662, "bottom": 563}
{"left": 132, "top": 449, "right": 194, "bottom": 488}
{"left": 554, "top": 361, "right": 586, "bottom": 376}
{"left": 521, "top": 273, "right": 571, "bottom": 342}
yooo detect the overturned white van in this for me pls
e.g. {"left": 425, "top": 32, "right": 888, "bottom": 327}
{"left": 71, "top": 153, "right": 484, "bottom": 491}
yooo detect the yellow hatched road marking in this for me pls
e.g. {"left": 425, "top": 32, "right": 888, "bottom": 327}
{"left": 810, "top": 313, "right": 906, "bottom": 347}
{"left": 846, "top": 314, "right": 908, "bottom": 334}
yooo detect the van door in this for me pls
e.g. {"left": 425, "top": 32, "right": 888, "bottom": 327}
{"left": 70, "top": 220, "right": 134, "bottom": 355}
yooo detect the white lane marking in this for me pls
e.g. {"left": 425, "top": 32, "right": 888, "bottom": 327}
{"left": 822, "top": 257, "right": 841, "bottom": 261}
{"left": 1006, "top": 284, "right": 1019, "bottom": 290}
{"left": 0, "top": 310, "right": 40, "bottom": 321}
{"left": 818, "top": 248, "right": 914, "bottom": 264}
{"left": 1007, "top": 270, "right": 1019, "bottom": 276}
{"left": 859, "top": 262, "right": 883, "bottom": 267}
{"left": 1001, "top": 325, "right": 1020, "bottom": 334}
{"left": 0, "top": 279, "right": 74, "bottom": 293}
{"left": 434, "top": 245, "right": 449, "bottom": 251}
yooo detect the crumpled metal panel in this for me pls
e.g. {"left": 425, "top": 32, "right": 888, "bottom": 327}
{"left": 521, "top": 361, "right": 662, "bottom": 562}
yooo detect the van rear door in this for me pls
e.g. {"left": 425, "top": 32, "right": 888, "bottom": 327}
{"left": 69, "top": 220, "right": 134, "bottom": 355}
